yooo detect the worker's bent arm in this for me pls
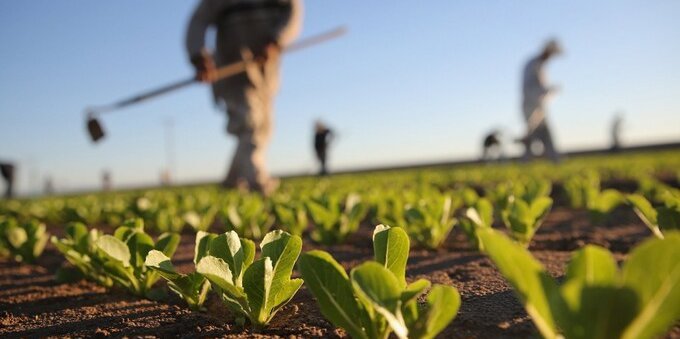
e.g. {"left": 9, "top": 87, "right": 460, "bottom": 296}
{"left": 276, "top": 0, "right": 304, "bottom": 47}
{"left": 185, "top": 0, "right": 227, "bottom": 58}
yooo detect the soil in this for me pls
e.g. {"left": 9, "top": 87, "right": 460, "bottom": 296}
{"left": 2, "top": 190, "right": 680, "bottom": 338}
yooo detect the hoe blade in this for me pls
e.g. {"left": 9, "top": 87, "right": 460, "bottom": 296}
{"left": 87, "top": 116, "right": 105, "bottom": 142}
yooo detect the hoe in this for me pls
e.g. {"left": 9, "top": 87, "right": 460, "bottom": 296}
{"left": 86, "top": 27, "right": 346, "bottom": 143}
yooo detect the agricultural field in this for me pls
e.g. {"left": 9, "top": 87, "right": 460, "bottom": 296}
{"left": 1, "top": 150, "right": 680, "bottom": 338}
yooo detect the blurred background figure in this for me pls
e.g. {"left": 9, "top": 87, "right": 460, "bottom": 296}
{"left": 518, "top": 39, "right": 563, "bottom": 163}
{"left": 481, "top": 129, "right": 504, "bottom": 162}
{"left": 44, "top": 177, "right": 54, "bottom": 195}
{"left": 0, "top": 162, "right": 15, "bottom": 199}
{"left": 314, "top": 120, "right": 334, "bottom": 175}
{"left": 611, "top": 112, "right": 624, "bottom": 152}
{"left": 186, "top": 0, "right": 303, "bottom": 196}
{"left": 102, "top": 170, "right": 112, "bottom": 191}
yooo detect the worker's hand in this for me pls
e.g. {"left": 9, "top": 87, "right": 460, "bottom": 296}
{"left": 190, "top": 50, "right": 217, "bottom": 83}
{"left": 257, "top": 40, "right": 281, "bottom": 63}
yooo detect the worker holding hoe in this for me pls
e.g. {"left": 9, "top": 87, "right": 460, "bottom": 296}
{"left": 186, "top": 0, "right": 303, "bottom": 195}
{"left": 519, "top": 39, "right": 563, "bottom": 163}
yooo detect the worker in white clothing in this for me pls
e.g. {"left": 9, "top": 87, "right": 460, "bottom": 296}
{"left": 186, "top": 0, "right": 303, "bottom": 195}
{"left": 519, "top": 39, "right": 562, "bottom": 162}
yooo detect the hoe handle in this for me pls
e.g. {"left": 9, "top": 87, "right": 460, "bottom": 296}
{"left": 91, "top": 26, "right": 346, "bottom": 115}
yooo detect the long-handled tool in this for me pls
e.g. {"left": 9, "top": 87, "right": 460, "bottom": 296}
{"left": 86, "top": 26, "right": 347, "bottom": 142}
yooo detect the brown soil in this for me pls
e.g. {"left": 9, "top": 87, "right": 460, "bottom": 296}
{"left": 2, "top": 205, "right": 679, "bottom": 338}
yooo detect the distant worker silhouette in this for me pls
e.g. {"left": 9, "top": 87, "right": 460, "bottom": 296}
{"left": 0, "top": 162, "right": 15, "bottom": 199}
{"left": 518, "top": 39, "right": 562, "bottom": 162}
{"left": 186, "top": 0, "right": 303, "bottom": 195}
{"left": 611, "top": 113, "right": 624, "bottom": 152}
{"left": 314, "top": 121, "right": 334, "bottom": 175}
{"left": 481, "top": 130, "right": 503, "bottom": 162}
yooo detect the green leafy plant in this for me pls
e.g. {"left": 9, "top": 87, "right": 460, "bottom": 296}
{"left": 221, "top": 194, "right": 274, "bottom": 240}
{"left": 500, "top": 195, "right": 553, "bottom": 247}
{"left": 479, "top": 229, "right": 680, "bottom": 339}
{"left": 183, "top": 205, "right": 219, "bottom": 232}
{"left": 586, "top": 188, "right": 624, "bottom": 225}
{"left": 0, "top": 218, "right": 49, "bottom": 263}
{"left": 144, "top": 231, "right": 214, "bottom": 310}
{"left": 401, "top": 194, "right": 458, "bottom": 249}
{"left": 627, "top": 193, "right": 680, "bottom": 239}
{"left": 51, "top": 222, "right": 113, "bottom": 286}
{"left": 272, "top": 201, "right": 308, "bottom": 237}
{"left": 196, "top": 230, "right": 303, "bottom": 328}
{"left": 299, "top": 225, "right": 460, "bottom": 339}
{"left": 459, "top": 198, "right": 493, "bottom": 250}
{"left": 306, "top": 193, "right": 368, "bottom": 245}
{"left": 96, "top": 219, "right": 180, "bottom": 298}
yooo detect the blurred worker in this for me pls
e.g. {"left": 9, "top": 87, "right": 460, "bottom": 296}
{"left": 314, "top": 121, "right": 334, "bottom": 175}
{"left": 519, "top": 39, "right": 563, "bottom": 162}
{"left": 0, "top": 162, "right": 15, "bottom": 199}
{"left": 186, "top": 0, "right": 303, "bottom": 195}
{"left": 611, "top": 113, "right": 624, "bottom": 152}
{"left": 481, "top": 130, "right": 503, "bottom": 162}
{"left": 102, "top": 170, "right": 112, "bottom": 191}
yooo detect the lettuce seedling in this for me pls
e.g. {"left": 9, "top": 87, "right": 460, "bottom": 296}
{"left": 272, "top": 201, "right": 308, "bottom": 237}
{"left": 627, "top": 193, "right": 680, "bottom": 239}
{"left": 221, "top": 194, "right": 274, "bottom": 240}
{"left": 306, "top": 193, "right": 368, "bottom": 245}
{"left": 586, "top": 188, "right": 623, "bottom": 225}
{"left": 402, "top": 194, "right": 458, "bottom": 249}
{"left": 299, "top": 225, "right": 460, "bottom": 339}
{"left": 459, "top": 198, "right": 494, "bottom": 251}
{"left": 183, "top": 205, "right": 219, "bottom": 232}
{"left": 94, "top": 219, "right": 180, "bottom": 298}
{"left": 52, "top": 222, "right": 113, "bottom": 286}
{"left": 0, "top": 218, "right": 48, "bottom": 263}
{"left": 479, "top": 229, "right": 680, "bottom": 339}
{"left": 501, "top": 195, "right": 552, "bottom": 247}
{"left": 196, "top": 230, "right": 303, "bottom": 328}
{"left": 144, "top": 231, "right": 215, "bottom": 310}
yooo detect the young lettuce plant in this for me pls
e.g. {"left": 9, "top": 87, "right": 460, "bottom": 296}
{"left": 183, "top": 205, "right": 219, "bottom": 232}
{"left": 94, "top": 219, "right": 180, "bottom": 298}
{"left": 500, "top": 195, "right": 553, "bottom": 247}
{"left": 221, "top": 194, "right": 274, "bottom": 240}
{"left": 0, "top": 218, "right": 49, "bottom": 263}
{"left": 306, "top": 193, "right": 368, "bottom": 245}
{"left": 627, "top": 193, "right": 680, "bottom": 239}
{"left": 299, "top": 225, "right": 460, "bottom": 339}
{"left": 144, "top": 231, "right": 215, "bottom": 310}
{"left": 196, "top": 230, "right": 303, "bottom": 328}
{"left": 272, "top": 201, "right": 308, "bottom": 237}
{"left": 51, "top": 222, "right": 113, "bottom": 286}
{"left": 478, "top": 228, "right": 680, "bottom": 339}
{"left": 585, "top": 188, "right": 624, "bottom": 225}
{"left": 459, "top": 198, "right": 493, "bottom": 251}
{"left": 402, "top": 194, "right": 458, "bottom": 249}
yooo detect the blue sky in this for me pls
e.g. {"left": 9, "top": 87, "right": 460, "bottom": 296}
{"left": 1, "top": 1, "right": 679, "bottom": 194}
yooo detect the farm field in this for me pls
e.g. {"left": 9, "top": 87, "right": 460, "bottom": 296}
{"left": 1, "top": 150, "right": 680, "bottom": 338}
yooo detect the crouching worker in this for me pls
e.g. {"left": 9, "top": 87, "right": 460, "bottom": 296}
{"left": 186, "top": 0, "right": 303, "bottom": 195}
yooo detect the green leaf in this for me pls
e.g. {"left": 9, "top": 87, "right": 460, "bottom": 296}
{"left": 477, "top": 229, "right": 560, "bottom": 338}
{"left": 97, "top": 235, "right": 131, "bottom": 267}
{"left": 400, "top": 279, "right": 431, "bottom": 304}
{"left": 298, "top": 250, "right": 367, "bottom": 339}
{"left": 210, "top": 231, "right": 246, "bottom": 285}
{"left": 196, "top": 255, "right": 246, "bottom": 301}
{"left": 564, "top": 245, "right": 618, "bottom": 286}
{"left": 658, "top": 207, "right": 680, "bottom": 231}
{"left": 243, "top": 257, "right": 274, "bottom": 325}
{"left": 409, "top": 285, "right": 461, "bottom": 339}
{"left": 144, "top": 249, "right": 180, "bottom": 280}
{"left": 351, "top": 261, "right": 407, "bottom": 339}
{"left": 194, "top": 231, "right": 216, "bottom": 264}
{"left": 155, "top": 232, "right": 180, "bottom": 257}
{"left": 621, "top": 232, "right": 680, "bottom": 339}
{"left": 373, "top": 225, "right": 409, "bottom": 288}
{"left": 260, "top": 230, "right": 302, "bottom": 313}
{"left": 6, "top": 226, "right": 27, "bottom": 248}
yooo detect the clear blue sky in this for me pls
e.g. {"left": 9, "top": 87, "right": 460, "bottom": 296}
{"left": 1, "top": 1, "right": 679, "bottom": 194}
